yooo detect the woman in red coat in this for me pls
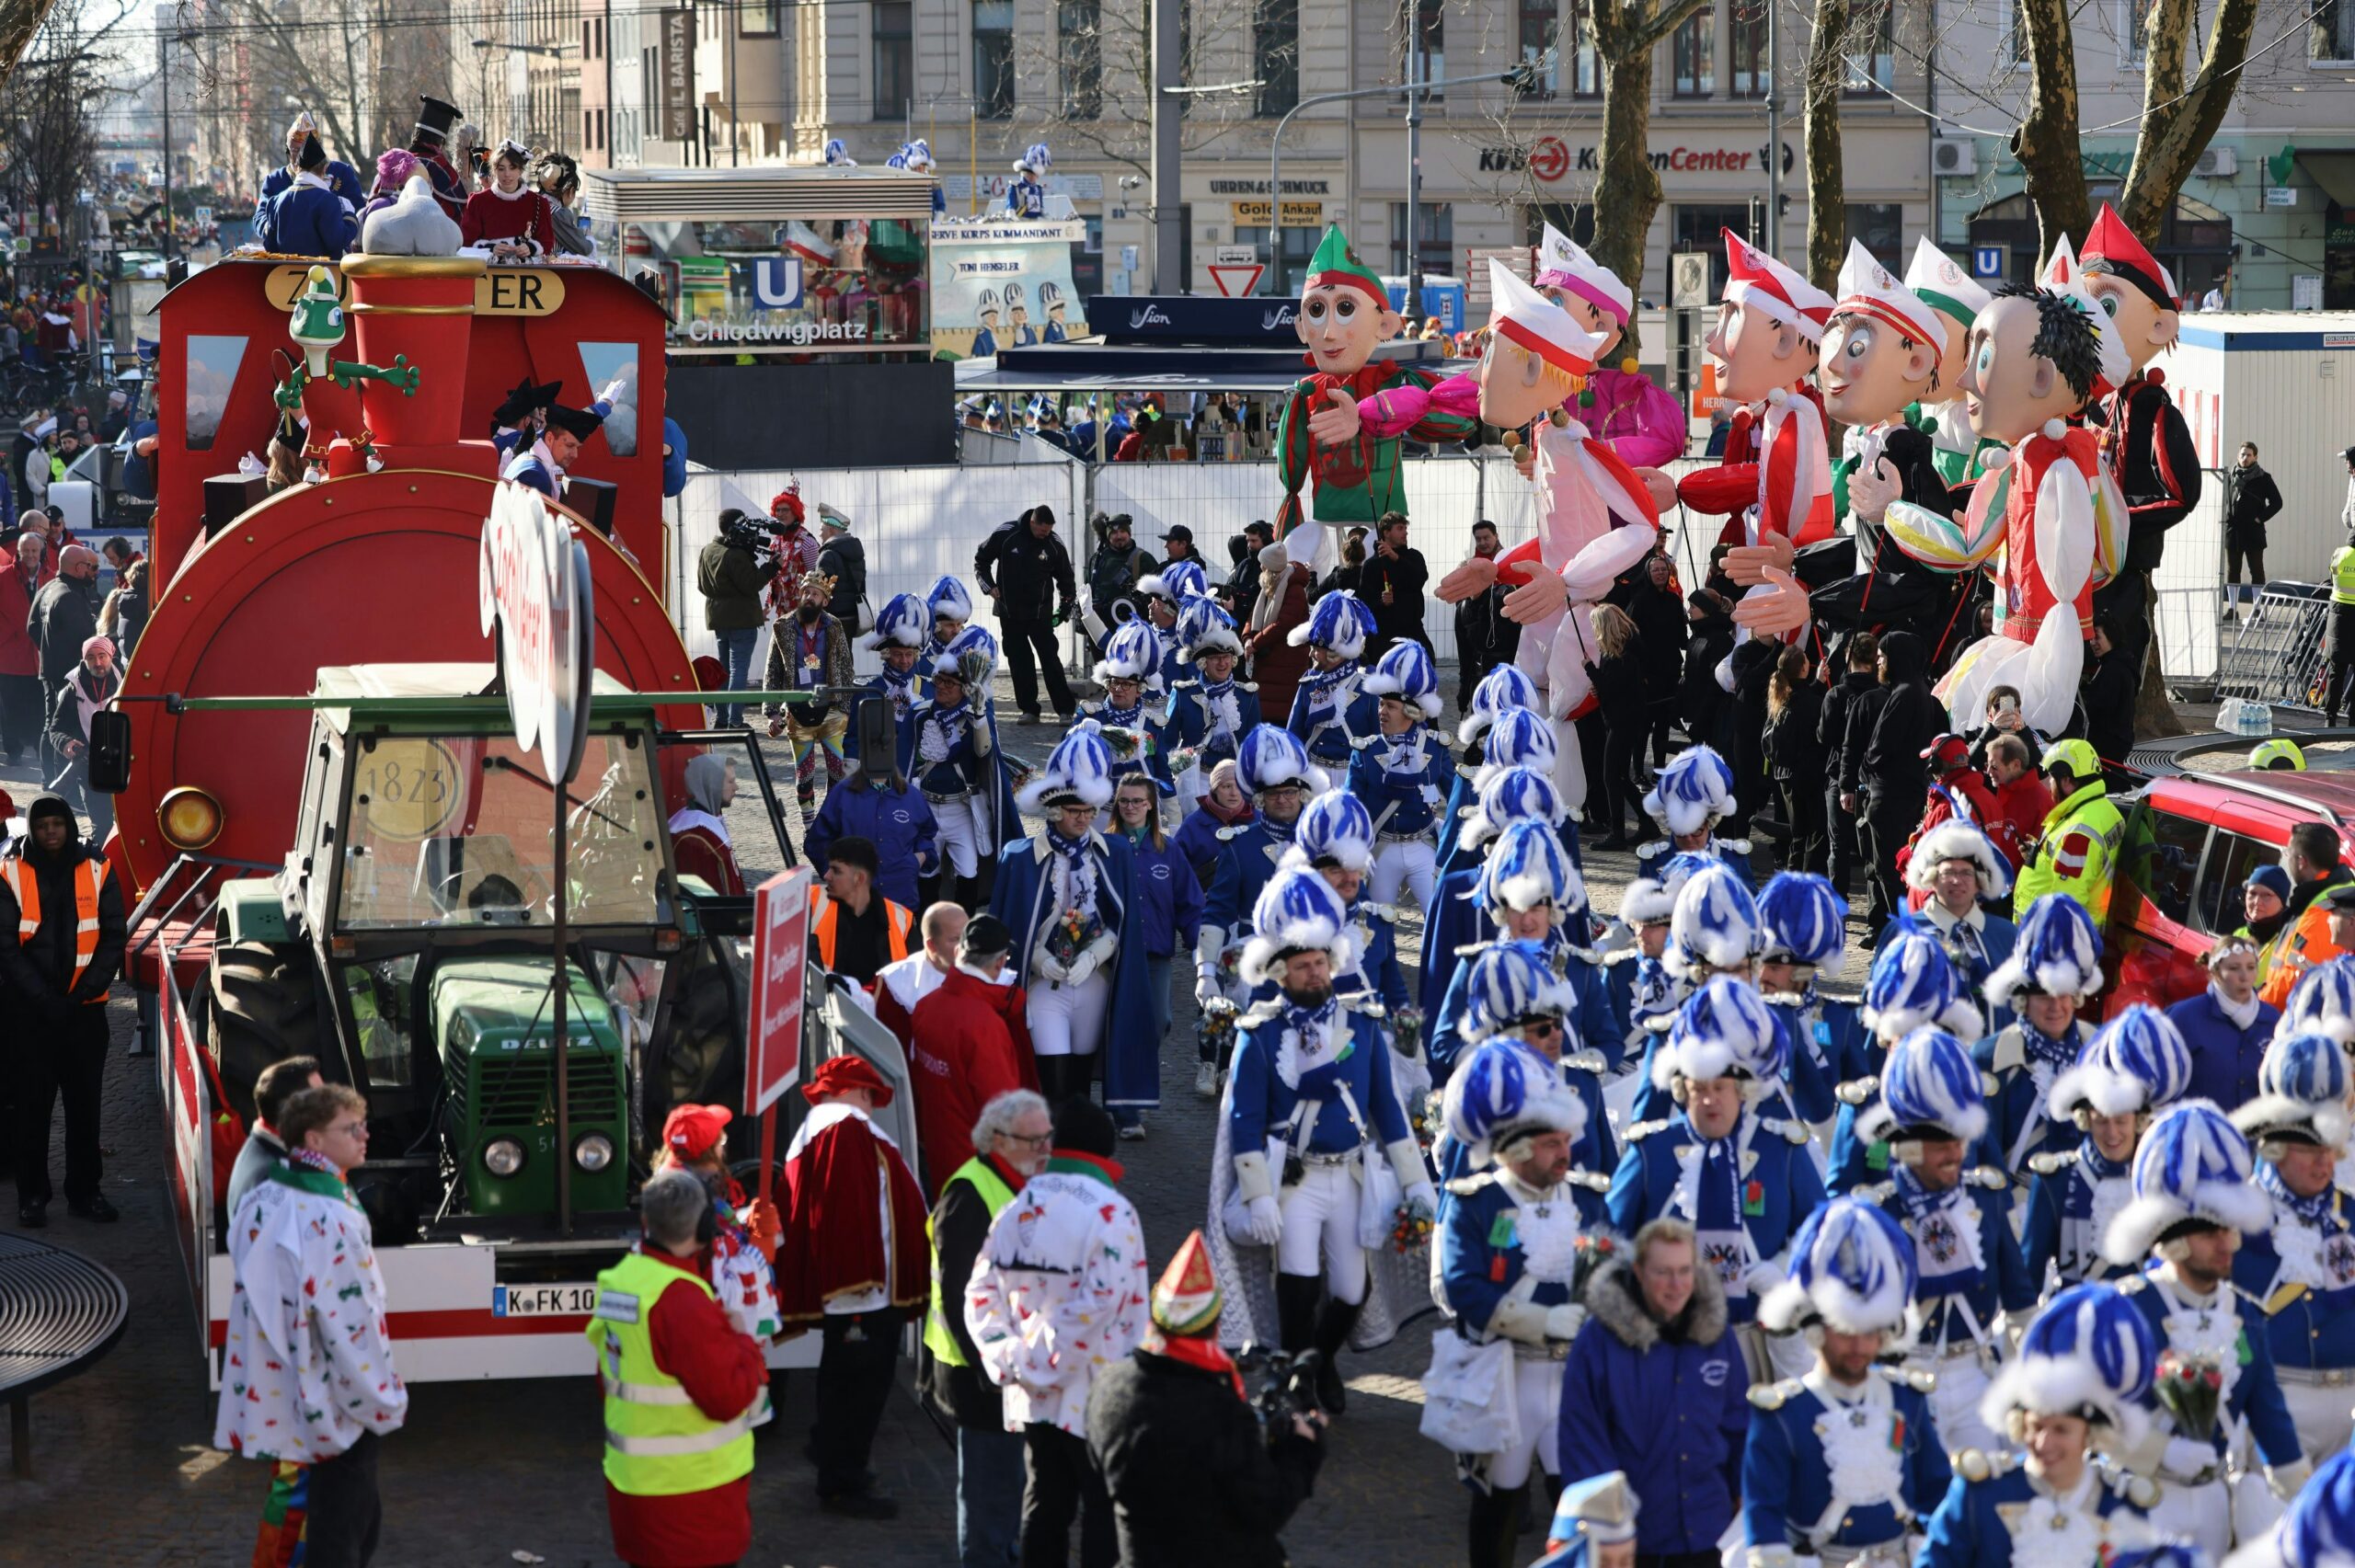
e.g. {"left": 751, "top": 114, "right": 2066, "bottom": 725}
{"left": 1242, "top": 539, "right": 1311, "bottom": 723}
{"left": 459, "top": 141, "right": 557, "bottom": 260}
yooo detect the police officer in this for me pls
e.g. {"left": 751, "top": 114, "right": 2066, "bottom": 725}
{"left": 2011, "top": 739, "right": 2123, "bottom": 924}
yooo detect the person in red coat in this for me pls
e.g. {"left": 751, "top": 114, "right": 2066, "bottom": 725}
{"left": 1243, "top": 539, "right": 1313, "bottom": 725}
{"left": 907, "top": 914, "right": 1038, "bottom": 1197}
{"left": 1895, "top": 732, "right": 2002, "bottom": 898}
{"left": 776, "top": 1054, "right": 930, "bottom": 1518}
{"left": 459, "top": 140, "right": 557, "bottom": 260}
{"left": 0, "top": 532, "right": 45, "bottom": 763}
{"left": 1982, "top": 730, "right": 2054, "bottom": 881}
{"left": 873, "top": 901, "right": 966, "bottom": 1055}
{"left": 601, "top": 1168, "right": 767, "bottom": 1568}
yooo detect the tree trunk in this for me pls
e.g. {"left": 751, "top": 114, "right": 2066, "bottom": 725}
{"left": 2012, "top": 0, "right": 2089, "bottom": 262}
{"left": 1591, "top": 48, "right": 1664, "bottom": 363}
{"left": 2134, "top": 576, "right": 2186, "bottom": 739}
{"left": 1802, "top": 0, "right": 1849, "bottom": 294}
{"left": 0, "top": 0, "right": 63, "bottom": 92}
{"left": 2118, "top": 0, "right": 2260, "bottom": 234}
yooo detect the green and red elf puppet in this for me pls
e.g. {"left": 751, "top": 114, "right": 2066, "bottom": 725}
{"left": 1274, "top": 225, "right": 1478, "bottom": 569}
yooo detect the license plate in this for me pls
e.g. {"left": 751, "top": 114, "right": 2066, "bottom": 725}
{"left": 493, "top": 1282, "right": 598, "bottom": 1317}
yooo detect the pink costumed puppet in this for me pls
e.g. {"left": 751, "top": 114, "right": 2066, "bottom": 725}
{"left": 1531, "top": 224, "right": 1686, "bottom": 470}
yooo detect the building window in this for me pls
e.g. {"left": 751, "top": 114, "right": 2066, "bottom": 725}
{"left": 1237, "top": 223, "right": 1317, "bottom": 292}
{"left": 1390, "top": 201, "right": 1452, "bottom": 279}
{"left": 2005, "top": 0, "right": 2028, "bottom": 60}
{"left": 1674, "top": 203, "right": 1752, "bottom": 292}
{"left": 1061, "top": 0, "right": 1102, "bottom": 117}
{"left": 2119, "top": 0, "right": 2148, "bottom": 64}
{"left": 1844, "top": 203, "right": 1903, "bottom": 269}
{"left": 1255, "top": 0, "right": 1299, "bottom": 116}
{"left": 2313, "top": 0, "right": 2355, "bottom": 58}
{"left": 1517, "top": 0, "right": 1557, "bottom": 97}
{"left": 1673, "top": 10, "right": 1715, "bottom": 96}
{"left": 1730, "top": 0, "right": 1767, "bottom": 97}
{"left": 974, "top": 0, "right": 1016, "bottom": 118}
{"left": 741, "top": 0, "right": 777, "bottom": 34}
{"left": 1524, "top": 202, "right": 1595, "bottom": 246}
{"left": 1844, "top": 0, "right": 1894, "bottom": 91}
{"left": 1570, "top": 0, "right": 1600, "bottom": 96}
{"left": 1406, "top": 0, "right": 1444, "bottom": 97}
{"left": 874, "top": 1, "right": 913, "bottom": 120}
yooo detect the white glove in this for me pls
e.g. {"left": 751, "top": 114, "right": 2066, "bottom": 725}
{"left": 1243, "top": 1195, "right": 1283, "bottom": 1246}
{"left": 1401, "top": 1183, "right": 1438, "bottom": 1222}
{"left": 1196, "top": 970, "right": 1223, "bottom": 1010}
{"left": 1420, "top": 784, "right": 1442, "bottom": 807}
{"left": 1742, "top": 1259, "right": 1784, "bottom": 1299}
{"left": 2160, "top": 1436, "right": 2220, "bottom": 1484}
{"left": 1063, "top": 936, "right": 1113, "bottom": 990}
{"left": 1544, "top": 1303, "right": 1588, "bottom": 1342}
{"left": 1033, "top": 948, "right": 1070, "bottom": 984}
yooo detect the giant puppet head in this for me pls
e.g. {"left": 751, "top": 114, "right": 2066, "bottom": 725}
{"left": 2080, "top": 203, "right": 2181, "bottom": 373}
{"left": 1959, "top": 246, "right": 2130, "bottom": 445}
{"left": 1534, "top": 223, "right": 1633, "bottom": 362}
{"left": 1479, "top": 258, "right": 1605, "bottom": 429}
{"left": 1819, "top": 239, "right": 1947, "bottom": 429}
{"left": 1902, "top": 239, "right": 1992, "bottom": 411}
{"left": 1296, "top": 224, "right": 1400, "bottom": 374}
{"left": 1705, "top": 229, "right": 1833, "bottom": 406}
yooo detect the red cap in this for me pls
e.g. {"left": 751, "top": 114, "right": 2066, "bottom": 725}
{"left": 661, "top": 1103, "right": 732, "bottom": 1159}
{"left": 1919, "top": 733, "right": 1970, "bottom": 768}
{"left": 802, "top": 1054, "right": 894, "bottom": 1107}
{"left": 2082, "top": 203, "right": 2177, "bottom": 311}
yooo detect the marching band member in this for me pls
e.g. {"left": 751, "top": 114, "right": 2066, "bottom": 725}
{"left": 1278, "top": 791, "right": 1411, "bottom": 1023}
{"left": 1350, "top": 639, "right": 1451, "bottom": 912}
{"left": 1438, "top": 664, "right": 1544, "bottom": 868}
{"left": 1829, "top": 921, "right": 1984, "bottom": 1193}
{"left": 1419, "top": 766, "right": 1577, "bottom": 994}
{"left": 1435, "top": 706, "right": 1567, "bottom": 891}
{"left": 1597, "top": 873, "right": 1679, "bottom": 1076}
{"left": 1918, "top": 1282, "right": 2161, "bottom": 1568}
{"left": 1891, "top": 820, "right": 2018, "bottom": 1037}
{"left": 2101, "top": 1101, "right": 2309, "bottom": 1556}
{"left": 2024, "top": 1007, "right": 2195, "bottom": 1292}
{"left": 1436, "top": 1024, "right": 1594, "bottom": 1565}
{"left": 1164, "top": 596, "right": 1260, "bottom": 816}
{"left": 1438, "top": 944, "right": 1613, "bottom": 1221}
{"left": 1755, "top": 871, "right": 1861, "bottom": 1138}
{"left": 1427, "top": 818, "right": 1603, "bottom": 1084}
{"left": 923, "top": 575, "right": 974, "bottom": 664}
{"left": 1747, "top": 1198, "right": 1949, "bottom": 1568}
{"left": 1624, "top": 859, "right": 1767, "bottom": 1127}
{"left": 1982, "top": 894, "right": 2106, "bottom": 1182}
{"left": 850, "top": 590, "right": 928, "bottom": 773}
{"left": 2232, "top": 1031, "right": 2355, "bottom": 1465}
{"left": 1637, "top": 745, "right": 1755, "bottom": 887}
{"left": 1283, "top": 590, "right": 1380, "bottom": 774}
{"left": 1086, "top": 619, "right": 1175, "bottom": 805}
{"left": 909, "top": 635, "right": 1007, "bottom": 910}
{"left": 1854, "top": 1027, "right": 2036, "bottom": 1453}
{"left": 1132, "top": 558, "right": 1207, "bottom": 692}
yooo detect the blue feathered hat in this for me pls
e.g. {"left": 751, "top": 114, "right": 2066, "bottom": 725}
{"left": 1238, "top": 862, "right": 1354, "bottom": 987}
{"left": 1361, "top": 640, "right": 1442, "bottom": 720}
{"left": 1287, "top": 589, "right": 1377, "bottom": 659}
{"left": 1754, "top": 872, "right": 1847, "bottom": 968}
{"left": 1016, "top": 720, "right": 1114, "bottom": 815}
{"left": 863, "top": 590, "right": 929, "bottom": 652}
{"left": 1533, "top": 1473, "right": 1640, "bottom": 1568}
{"left": 1015, "top": 141, "right": 1051, "bottom": 174}
{"left": 822, "top": 137, "right": 856, "bottom": 166}
{"left": 1462, "top": 943, "right": 1581, "bottom": 1047}
{"left": 1458, "top": 663, "right": 1539, "bottom": 746}
{"left": 928, "top": 622, "right": 998, "bottom": 685}
{"left": 1175, "top": 596, "right": 1244, "bottom": 660}
{"left": 1479, "top": 818, "right": 1585, "bottom": 916}
{"left": 2234, "top": 1031, "right": 2354, "bottom": 1150}
{"left": 1757, "top": 1197, "right": 1919, "bottom": 1336}
{"left": 1286, "top": 789, "right": 1374, "bottom": 874}
{"left": 1641, "top": 745, "right": 1737, "bottom": 838}
{"left": 887, "top": 137, "right": 935, "bottom": 172}
{"left": 1475, "top": 707, "right": 1558, "bottom": 789}
{"left": 1979, "top": 1282, "right": 2159, "bottom": 1452}
{"left": 1862, "top": 1026, "right": 1988, "bottom": 1145}
{"left": 1091, "top": 619, "right": 1163, "bottom": 688}
{"left": 1235, "top": 724, "right": 1329, "bottom": 797}
{"left": 1653, "top": 976, "right": 1786, "bottom": 1098}
{"left": 1667, "top": 861, "right": 1763, "bottom": 979}
{"left": 1137, "top": 558, "right": 1210, "bottom": 604}
{"left": 2051, "top": 1003, "right": 2195, "bottom": 1120}
{"left": 2281, "top": 956, "right": 2355, "bottom": 1049}
{"left": 1442, "top": 1036, "right": 1583, "bottom": 1170}
{"left": 1904, "top": 818, "right": 2013, "bottom": 898}
{"left": 2227, "top": 1446, "right": 2355, "bottom": 1568}
{"left": 926, "top": 574, "right": 974, "bottom": 625}
{"left": 1987, "top": 892, "right": 2104, "bottom": 1006}
{"left": 1461, "top": 765, "right": 1567, "bottom": 850}
{"left": 1860, "top": 921, "right": 1981, "bottom": 1041}
{"left": 2103, "top": 1100, "right": 2273, "bottom": 1265}
{"left": 1620, "top": 876, "right": 1674, "bottom": 927}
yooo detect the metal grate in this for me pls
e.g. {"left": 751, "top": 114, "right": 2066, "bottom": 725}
{"left": 2215, "top": 583, "right": 2332, "bottom": 711}
{"left": 465, "top": 1055, "right": 624, "bottom": 1128}
{"left": 0, "top": 1231, "right": 130, "bottom": 1399}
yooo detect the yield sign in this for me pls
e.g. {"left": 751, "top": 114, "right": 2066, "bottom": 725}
{"left": 1207, "top": 261, "right": 1265, "bottom": 298}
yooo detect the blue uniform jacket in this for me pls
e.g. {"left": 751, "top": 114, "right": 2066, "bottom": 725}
{"left": 1916, "top": 1456, "right": 2152, "bottom": 1568}
{"left": 804, "top": 780, "right": 937, "bottom": 910}
{"left": 2168, "top": 988, "right": 2280, "bottom": 1114}
{"left": 1427, "top": 933, "right": 1612, "bottom": 1081}
{"left": 1597, "top": 947, "right": 1681, "bottom": 1072}
{"left": 1201, "top": 818, "right": 1299, "bottom": 937}
{"left": 261, "top": 179, "right": 355, "bottom": 259}
{"left": 1606, "top": 1110, "right": 1827, "bottom": 1324}
{"left": 1084, "top": 697, "right": 1175, "bottom": 797}
{"left": 1433, "top": 755, "right": 1482, "bottom": 868}
{"left": 1171, "top": 804, "right": 1241, "bottom": 888}
{"left": 1006, "top": 176, "right": 1045, "bottom": 216}
{"left": 1433, "top": 814, "right": 1584, "bottom": 893}
{"left": 1438, "top": 1171, "right": 1580, "bottom": 1335}
{"left": 2022, "top": 1144, "right": 2137, "bottom": 1291}
{"left": 1876, "top": 910, "right": 2017, "bottom": 1037}
{"left": 256, "top": 159, "right": 364, "bottom": 223}
{"left": 1636, "top": 834, "right": 1755, "bottom": 888}
{"left": 1977, "top": 1021, "right": 2093, "bottom": 1176}
{"left": 2234, "top": 1185, "right": 2355, "bottom": 1372}
{"left": 1346, "top": 725, "right": 1453, "bottom": 841}
{"left": 1163, "top": 680, "right": 1261, "bottom": 775}
{"left": 1285, "top": 669, "right": 1375, "bottom": 770}
{"left": 1621, "top": 996, "right": 1840, "bottom": 1131}
{"left": 2116, "top": 1268, "right": 2303, "bottom": 1470}
{"left": 1228, "top": 1003, "right": 1410, "bottom": 1157}
{"left": 1116, "top": 829, "right": 1203, "bottom": 961}
{"left": 1742, "top": 1371, "right": 1950, "bottom": 1554}
{"left": 988, "top": 829, "right": 1160, "bottom": 1108}
{"left": 1558, "top": 1262, "right": 1750, "bottom": 1556}
{"left": 1860, "top": 1166, "right": 2037, "bottom": 1350}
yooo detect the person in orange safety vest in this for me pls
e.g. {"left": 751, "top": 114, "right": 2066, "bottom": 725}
{"left": 2258, "top": 821, "right": 2355, "bottom": 1008}
{"left": 808, "top": 835, "right": 913, "bottom": 988}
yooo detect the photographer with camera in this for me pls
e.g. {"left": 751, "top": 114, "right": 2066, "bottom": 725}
{"left": 1086, "top": 513, "right": 1155, "bottom": 655}
{"left": 1087, "top": 1230, "right": 1326, "bottom": 1568}
{"left": 698, "top": 509, "right": 770, "bottom": 728}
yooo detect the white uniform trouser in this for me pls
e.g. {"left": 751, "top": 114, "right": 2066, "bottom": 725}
{"left": 1370, "top": 838, "right": 1436, "bottom": 910}
{"left": 2150, "top": 1476, "right": 2232, "bottom": 1561}
{"left": 1028, "top": 971, "right": 1111, "bottom": 1058}
{"left": 1907, "top": 1352, "right": 1999, "bottom": 1456}
{"left": 1491, "top": 1354, "right": 1565, "bottom": 1490}
{"left": 2281, "top": 1375, "right": 2355, "bottom": 1467}
{"left": 933, "top": 795, "right": 986, "bottom": 877}
{"left": 1275, "top": 1160, "right": 1368, "bottom": 1303}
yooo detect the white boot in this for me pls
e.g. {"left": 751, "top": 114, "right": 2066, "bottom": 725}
{"left": 1195, "top": 1060, "right": 1219, "bottom": 1098}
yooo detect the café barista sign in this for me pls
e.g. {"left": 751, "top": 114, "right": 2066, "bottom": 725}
{"left": 1478, "top": 134, "right": 1796, "bottom": 182}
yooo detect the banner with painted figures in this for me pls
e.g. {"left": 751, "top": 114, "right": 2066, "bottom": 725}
{"left": 929, "top": 218, "right": 1086, "bottom": 360}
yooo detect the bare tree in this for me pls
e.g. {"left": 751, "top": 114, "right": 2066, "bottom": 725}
{"left": 1801, "top": 0, "right": 1849, "bottom": 292}
{"left": 190, "top": 0, "right": 388, "bottom": 181}
{"left": 2, "top": 0, "right": 132, "bottom": 219}
{"left": 1589, "top": 0, "right": 1714, "bottom": 357}
{"left": 1010, "top": 0, "right": 1270, "bottom": 181}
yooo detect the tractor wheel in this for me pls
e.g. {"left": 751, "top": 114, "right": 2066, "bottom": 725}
{"left": 203, "top": 940, "right": 324, "bottom": 1125}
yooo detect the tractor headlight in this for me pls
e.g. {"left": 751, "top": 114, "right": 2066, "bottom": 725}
{"left": 483, "top": 1139, "right": 525, "bottom": 1176}
{"left": 573, "top": 1133, "right": 615, "bottom": 1173}
{"left": 157, "top": 785, "right": 224, "bottom": 850}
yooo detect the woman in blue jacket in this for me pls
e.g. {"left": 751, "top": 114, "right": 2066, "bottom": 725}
{"left": 1109, "top": 772, "right": 1201, "bottom": 1129}
{"left": 2166, "top": 933, "right": 2280, "bottom": 1111}
{"left": 803, "top": 768, "right": 938, "bottom": 912}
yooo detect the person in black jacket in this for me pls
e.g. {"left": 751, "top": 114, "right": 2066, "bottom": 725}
{"left": 2221, "top": 441, "right": 2282, "bottom": 615}
{"left": 1723, "top": 635, "right": 1777, "bottom": 840}
{"left": 1453, "top": 521, "right": 1522, "bottom": 712}
{"left": 1357, "top": 512, "right": 1429, "bottom": 660}
{"left": 1819, "top": 631, "right": 1878, "bottom": 899}
{"left": 1679, "top": 590, "right": 1735, "bottom": 760}
{"left": 974, "top": 504, "right": 1079, "bottom": 722}
{"left": 2078, "top": 611, "right": 2140, "bottom": 765}
{"left": 815, "top": 504, "right": 867, "bottom": 635}
{"left": 924, "top": 1088, "right": 1052, "bottom": 1568}
{"left": 1587, "top": 603, "right": 1648, "bottom": 850}
{"left": 1616, "top": 553, "right": 1688, "bottom": 769}
{"left": 1763, "top": 644, "right": 1828, "bottom": 875}
{"left": 1847, "top": 630, "right": 1945, "bottom": 935}
{"left": 1086, "top": 1230, "right": 1324, "bottom": 1568}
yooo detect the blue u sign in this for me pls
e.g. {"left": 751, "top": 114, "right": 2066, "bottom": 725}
{"left": 751, "top": 256, "right": 803, "bottom": 310}
{"left": 1971, "top": 245, "right": 2007, "bottom": 280}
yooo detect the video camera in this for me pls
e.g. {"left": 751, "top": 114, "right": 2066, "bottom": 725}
{"left": 1233, "top": 1343, "right": 1326, "bottom": 1426}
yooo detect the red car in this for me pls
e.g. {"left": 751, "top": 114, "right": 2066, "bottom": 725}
{"left": 2104, "top": 761, "right": 2355, "bottom": 1012}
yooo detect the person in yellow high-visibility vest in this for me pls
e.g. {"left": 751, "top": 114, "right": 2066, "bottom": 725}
{"left": 922, "top": 1088, "right": 1052, "bottom": 1568}
{"left": 2326, "top": 499, "right": 2355, "bottom": 724}
{"left": 588, "top": 1167, "right": 767, "bottom": 1568}
{"left": 2011, "top": 738, "right": 2126, "bottom": 927}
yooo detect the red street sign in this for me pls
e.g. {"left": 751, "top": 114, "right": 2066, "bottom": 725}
{"left": 1207, "top": 262, "right": 1265, "bottom": 298}
{"left": 1529, "top": 135, "right": 1571, "bottom": 183}
{"left": 748, "top": 866, "right": 813, "bottom": 1114}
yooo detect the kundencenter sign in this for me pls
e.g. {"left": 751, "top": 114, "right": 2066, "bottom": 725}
{"left": 1477, "top": 135, "right": 1797, "bottom": 181}
{"left": 480, "top": 481, "right": 596, "bottom": 784}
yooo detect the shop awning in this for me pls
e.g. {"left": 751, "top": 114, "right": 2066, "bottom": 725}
{"left": 2297, "top": 152, "right": 2355, "bottom": 211}
{"left": 580, "top": 167, "right": 937, "bottom": 223}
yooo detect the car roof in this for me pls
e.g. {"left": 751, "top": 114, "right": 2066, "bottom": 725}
{"left": 2150, "top": 767, "right": 2353, "bottom": 827}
